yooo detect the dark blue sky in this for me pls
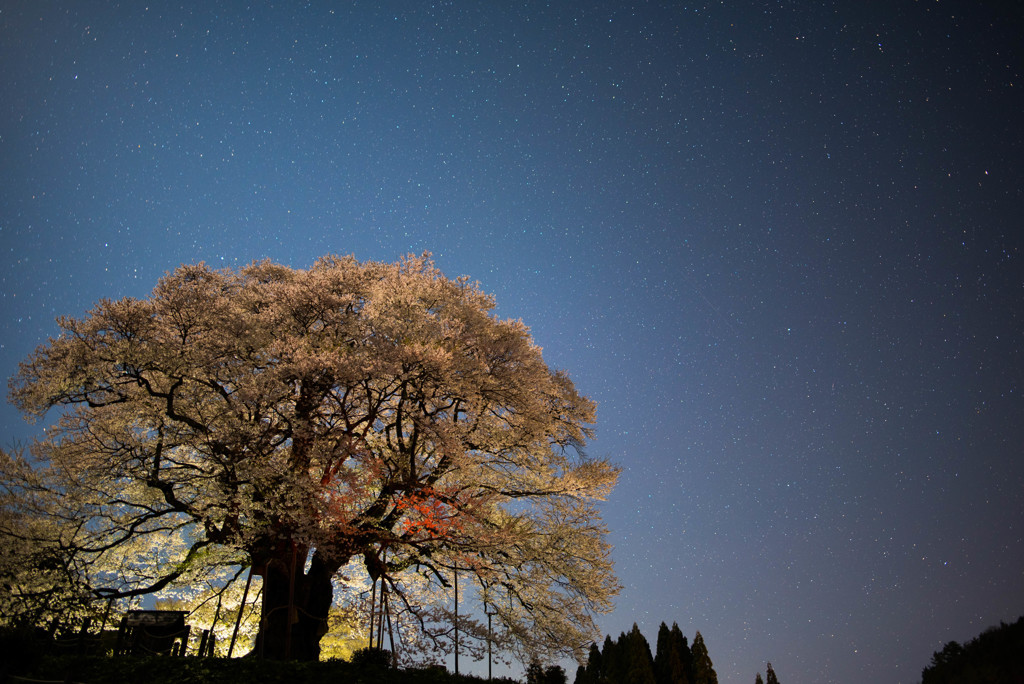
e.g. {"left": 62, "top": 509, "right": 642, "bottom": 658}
{"left": 2, "top": 2, "right": 1023, "bottom": 682}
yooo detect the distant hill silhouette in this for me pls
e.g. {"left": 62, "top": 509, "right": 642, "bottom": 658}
{"left": 920, "top": 615, "right": 1024, "bottom": 684}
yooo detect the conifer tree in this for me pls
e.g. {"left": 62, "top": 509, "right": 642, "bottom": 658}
{"left": 689, "top": 632, "right": 718, "bottom": 684}
{"left": 765, "top": 662, "right": 779, "bottom": 684}
{"left": 583, "top": 642, "right": 603, "bottom": 683}
{"left": 624, "top": 623, "right": 656, "bottom": 684}
{"left": 755, "top": 674, "right": 764, "bottom": 684}
{"left": 655, "top": 623, "right": 673, "bottom": 684}
{"left": 920, "top": 617, "right": 1024, "bottom": 684}
{"left": 582, "top": 623, "right": 716, "bottom": 684}
{"left": 672, "top": 623, "right": 693, "bottom": 681}
{"left": 602, "top": 634, "right": 624, "bottom": 683}
{"left": 655, "top": 622, "right": 690, "bottom": 684}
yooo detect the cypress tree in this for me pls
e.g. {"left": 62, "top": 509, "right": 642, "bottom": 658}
{"left": 603, "top": 634, "right": 624, "bottom": 684}
{"left": 579, "top": 642, "right": 602, "bottom": 684}
{"left": 765, "top": 662, "right": 779, "bottom": 684}
{"left": 672, "top": 623, "right": 692, "bottom": 683}
{"left": 625, "top": 624, "right": 656, "bottom": 684}
{"left": 655, "top": 622, "right": 690, "bottom": 684}
{"left": 689, "top": 632, "right": 718, "bottom": 684}
{"left": 755, "top": 675, "right": 764, "bottom": 684}
{"left": 655, "top": 623, "right": 673, "bottom": 684}
{"left": 590, "top": 642, "right": 604, "bottom": 680}
{"left": 655, "top": 623, "right": 672, "bottom": 681}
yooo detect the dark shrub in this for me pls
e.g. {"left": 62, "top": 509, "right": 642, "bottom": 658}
{"left": 351, "top": 646, "right": 393, "bottom": 668}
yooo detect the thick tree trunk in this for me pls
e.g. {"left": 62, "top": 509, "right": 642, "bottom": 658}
{"left": 252, "top": 545, "right": 342, "bottom": 661}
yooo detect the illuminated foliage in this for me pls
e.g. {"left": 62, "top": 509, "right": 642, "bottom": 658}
{"left": 2, "top": 254, "right": 619, "bottom": 662}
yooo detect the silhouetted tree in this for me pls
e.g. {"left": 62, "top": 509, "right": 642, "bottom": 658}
{"left": 546, "top": 665, "right": 568, "bottom": 684}
{"left": 920, "top": 616, "right": 1024, "bottom": 684}
{"left": 672, "top": 623, "right": 693, "bottom": 682}
{"left": 575, "top": 642, "right": 603, "bottom": 684}
{"left": 765, "top": 662, "right": 779, "bottom": 684}
{"left": 689, "top": 632, "right": 718, "bottom": 684}
{"left": 580, "top": 623, "right": 710, "bottom": 684}
{"left": 602, "top": 634, "right": 625, "bottom": 684}
{"left": 655, "top": 622, "right": 690, "bottom": 684}
{"left": 755, "top": 674, "right": 764, "bottom": 684}
{"left": 928, "top": 641, "right": 965, "bottom": 673}
{"left": 624, "top": 624, "right": 656, "bottom": 684}
{"left": 529, "top": 661, "right": 567, "bottom": 684}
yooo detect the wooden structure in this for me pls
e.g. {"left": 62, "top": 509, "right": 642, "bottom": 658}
{"left": 115, "top": 610, "right": 191, "bottom": 656}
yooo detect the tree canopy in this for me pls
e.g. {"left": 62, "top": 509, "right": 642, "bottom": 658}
{"left": 575, "top": 622, "right": 707, "bottom": 684}
{"left": 920, "top": 615, "right": 1024, "bottom": 684}
{"left": 1, "top": 254, "right": 620, "bottom": 662}
{"left": 689, "top": 632, "right": 718, "bottom": 684}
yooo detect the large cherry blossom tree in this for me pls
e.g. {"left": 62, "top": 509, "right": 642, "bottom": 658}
{"left": 3, "top": 254, "right": 619, "bottom": 661}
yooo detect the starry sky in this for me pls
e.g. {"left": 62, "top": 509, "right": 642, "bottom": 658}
{"left": 2, "top": 2, "right": 1023, "bottom": 682}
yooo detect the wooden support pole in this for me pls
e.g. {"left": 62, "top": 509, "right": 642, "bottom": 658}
{"left": 228, "top": 566, "right": 255, "bottom": 658}
{"left": 385, "top": 584, "right": 397, "bottom": 667}
{"left": 372, "top": 573, "right": 380, "bottom": 651}
{"left": 454, "top": 567, "right": 459, "bottom": 676}
{"left": 284, "top": 545, "right": 298, "bottom": 660}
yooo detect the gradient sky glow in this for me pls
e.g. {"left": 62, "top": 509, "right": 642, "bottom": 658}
{"left": 2, "top": 2, "right": 1023, "bottom": 683}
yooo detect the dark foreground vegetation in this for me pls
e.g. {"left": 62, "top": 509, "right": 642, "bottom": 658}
{"left": 0, "top": 622, "right": 726, "bottom": 684}
{"left": 0, "top": 628, "right": 517, "bottom": 684}
{"left": 6, "top": 655, "right": 517, "bottom": 684}
{"left": 920, "top": 615, "right": 1024, "bottom": 684}
{"left": 573, "top": 623, "right": 724, "bottom": 684}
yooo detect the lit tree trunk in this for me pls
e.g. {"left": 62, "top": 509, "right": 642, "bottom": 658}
{"left": 252, "top": 545, "right": 341, "bottom": 661}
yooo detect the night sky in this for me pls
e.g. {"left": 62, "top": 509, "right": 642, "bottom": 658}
{"left": 2, "top": 2, "right": 1023, "bottom": 682}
